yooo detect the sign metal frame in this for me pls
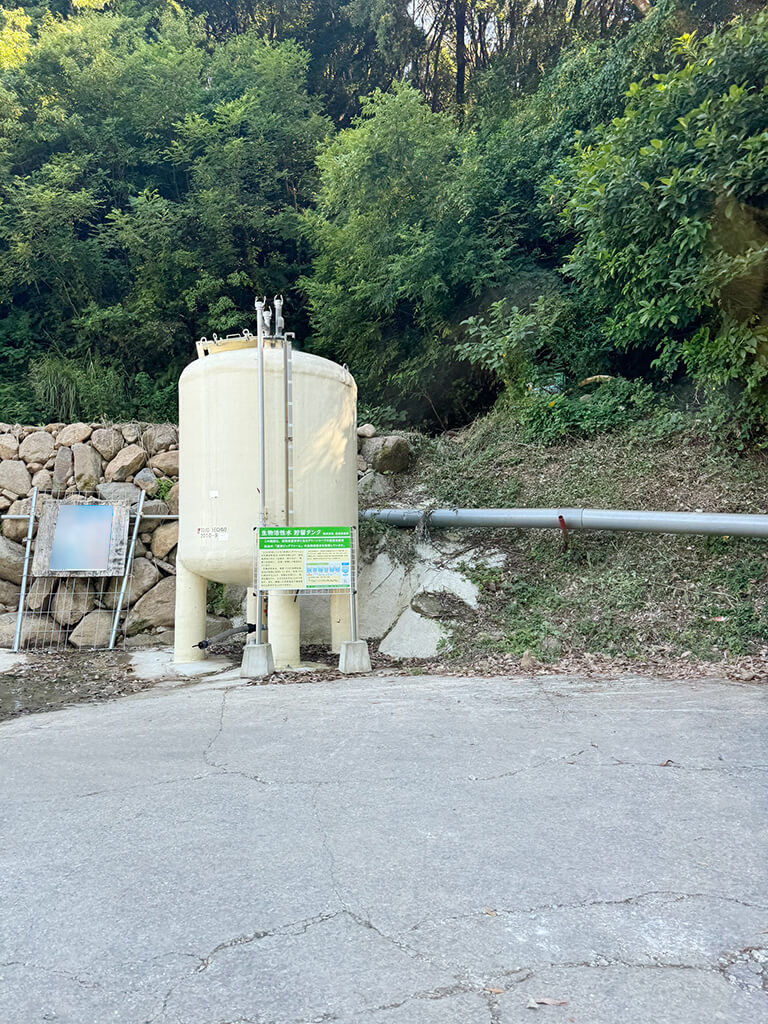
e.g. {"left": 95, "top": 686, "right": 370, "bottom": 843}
{"left": 252, "top": 525, "right": 359, "bottom": 643}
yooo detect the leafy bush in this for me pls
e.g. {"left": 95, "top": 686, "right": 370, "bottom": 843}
{"left": 564, "top": 13, "right": 768, "bottom": 430}
{"left": 456, "top": 301, "right": 537, "bottom": 390}
{"left": 512, "top": 378, "right": 661, "bottom": 444}
{"left": 0, "top": 11, "right": 327, "bottom": 418}
{"left": 155, "top": 477, "right": 175, "bottom": 502}
{"left": 456, "top": 287, "right": 616, "bottom": 390}
{"left": 132, "top": 373, "right": 178, "bottom": 423}
{"left": 27, "top": 355, "right": 180, "bottom": 423}
{"left": 357, "top": 402, "right": 408, "bottom": 433}
{"left": 301, "top": 85, "right": 510, "bottom": 427}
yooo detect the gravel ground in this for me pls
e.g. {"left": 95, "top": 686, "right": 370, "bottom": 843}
{"left": 1, "top": 641, "right": 765, "bottom": 723}
{"left": 0, "top": 649, "right": 159, "bottom": 720}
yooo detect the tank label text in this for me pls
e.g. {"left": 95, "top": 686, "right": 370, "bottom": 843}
{"left": 198, "top": 526, "right": 229, "bottom": 542}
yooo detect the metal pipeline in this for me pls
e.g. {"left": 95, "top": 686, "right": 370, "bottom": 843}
{"left": 361, "top": 507, "right": 768, "bottom": 538}
{"left": 195, "top": 623, "right": 256, "bottom": 651}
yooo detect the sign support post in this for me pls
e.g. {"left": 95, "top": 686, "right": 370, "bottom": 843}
{"left": 12, "top": 487, "right": 38, "bottom": 653}
{"left": 255, "top": 524, "right": 262, "bottom": 646}
{"left": 338, "top": 524, "right": 369, "bottom": 673}
{"left": 242, "top": 524, "right": 274, "bottom": 678}
{"left": 348, "top": 525, "right": 359, "bottom": 644}
{"left": 108, "top": 490, "right": 146, "bottom": 649}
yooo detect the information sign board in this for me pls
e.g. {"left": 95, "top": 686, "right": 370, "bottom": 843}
{"left": 32, "top": 501, "right": 130, "bottom": 577}
{"left": 257, "top": 527, "right": 352, "bottom": 590}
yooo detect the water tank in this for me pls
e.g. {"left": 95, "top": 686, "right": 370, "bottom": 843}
{"left": 173, "top": 328, "right": 358, "bottom": 667}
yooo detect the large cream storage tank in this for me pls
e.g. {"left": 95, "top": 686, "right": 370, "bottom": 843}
{"left": 173, "top": 311, "right": 359, "bottom": 667}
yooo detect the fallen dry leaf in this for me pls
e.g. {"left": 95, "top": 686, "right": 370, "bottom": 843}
{"left": 536, "top": 998, "right": 568, "bottom": 1006}
{"left": 485, "top": 987, "right": 504, "bottom": 994}
{"left": 658, "top": 759, "right": 676, "bottom": 767}
{"left": 484, "top": 907, "right": 498, "bottom": 916}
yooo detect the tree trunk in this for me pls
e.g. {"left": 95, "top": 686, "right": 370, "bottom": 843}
{"left": 456, "top": 0, "right": 466, "bottom": 106}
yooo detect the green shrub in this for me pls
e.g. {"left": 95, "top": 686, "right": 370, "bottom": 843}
{"left": 155, "top": 477, "right": 174, "bottom": 502}
{"left": 132, "top": 372, "right": 178, "bottom": 423}
{"left": 357, "top": 402, "right": 408, "bottom": 433}
{"left": 512, "top": 377, "right": 661, "bottom": 444}
{"left": 456, "top": 300, "right": 537, "bottom": 390}
{"left": 456, "top": 287, "right": 616, "bottom": 389}
{"left": 27, "top": 354, "right": 181, "bottom": 424}
{"left": 564, "top": 13, "right": 768, "bottom": 430}
{"left": 301, "top": 85, "right": 509, "bottom": 427}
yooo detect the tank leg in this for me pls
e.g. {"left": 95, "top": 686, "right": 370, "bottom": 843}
{"left": 173, "top": 562, "right": 208, "bottom": 663}
{"left": 330, "top": 591, "right": 352, "bottom": 654}
{"left": 268, "top": 590, "right": 300, "bottom": 668}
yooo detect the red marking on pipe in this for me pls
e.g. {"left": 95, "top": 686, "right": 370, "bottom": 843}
{"left": 557, "top": 514, "right": 569, "bottom": 552}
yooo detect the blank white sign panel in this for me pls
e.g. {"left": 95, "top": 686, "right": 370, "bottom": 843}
{"left": 49, "top": 505, "right": 114, "bottom": 572}
{"left": 32, "top": 501, "right": 130, "bottom": 577}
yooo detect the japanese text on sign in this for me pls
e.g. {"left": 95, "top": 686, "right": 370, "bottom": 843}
{"left": 257, "top": 527, "right": 352, "bottom": 590}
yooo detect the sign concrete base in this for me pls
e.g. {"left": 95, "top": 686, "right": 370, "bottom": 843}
{"left": 338, "top": 640, "right": 372, "bottom": 675}
{"left": 240, "top": 642, "right": 274, "bottom": 678}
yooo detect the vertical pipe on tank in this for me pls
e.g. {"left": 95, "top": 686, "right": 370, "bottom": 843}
{"left": 255, "top": 298, "right": 267, "bottom": 530}
{"left": 254, "top": 298, "right": 267, "bottom": 647}
{"left": 283, "top": 336, "right": 293, "bottom": 527}
{"left": 268, "top": 589, "right": 301, "bottom": 667}
{"left": 277, "top": 328, "right": 300, "bottom": 662}
{"left": 174, "top": 562, "right": 208, "bottom": 662}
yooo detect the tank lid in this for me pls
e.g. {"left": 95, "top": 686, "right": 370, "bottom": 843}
{"left": 196, "top": 297, "right": 291, "bottom": 359}
{"left": 196, "top": 330, "right": 259, "bottom": 358}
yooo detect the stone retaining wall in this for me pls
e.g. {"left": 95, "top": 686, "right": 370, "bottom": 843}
{"left": 0, "top": 421, "right": 180, "bottom": 647}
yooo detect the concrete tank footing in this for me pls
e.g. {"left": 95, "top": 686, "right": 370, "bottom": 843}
{"left": 241, "top": 642, "right": 274, "bottom": 678}
{"left": 338, "top": 640, "right": 372, "bottom": 675}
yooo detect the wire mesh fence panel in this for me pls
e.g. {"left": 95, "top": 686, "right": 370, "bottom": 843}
{"left": 6, "top": 486, "right": 177, "bottom": 653}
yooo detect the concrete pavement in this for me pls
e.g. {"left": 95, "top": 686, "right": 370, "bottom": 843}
{"left": 1, "top": 671, "right": 767, "bottom": 1023}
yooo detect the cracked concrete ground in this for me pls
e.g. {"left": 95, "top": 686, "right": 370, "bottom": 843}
{"left": 1, "top": 672, "right": 767, "bottom": 1024}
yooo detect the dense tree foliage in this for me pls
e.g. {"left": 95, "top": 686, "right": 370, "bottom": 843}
{"left": 565, "top": 17, "right": 768, "bottom": 424}
{"left": 0, "top": 0, "right": 765, "bottom": 431}
{"left": 305, "top": 1, "right": 768, "bottom": 427}
{"left": 301, "top": 85, "right": 510, "bottom": 423}
{"left": 0, "top": 9, "right": 326, "bottom": 420}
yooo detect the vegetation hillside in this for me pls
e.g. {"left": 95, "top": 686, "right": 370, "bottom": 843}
{"left": 1, "top": 0, "right": 765, "bottom": 445}
{"left": 362, "top": 406, "right": 768, "bottom": 669}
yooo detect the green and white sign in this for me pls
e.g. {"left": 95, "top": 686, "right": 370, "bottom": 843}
{"left": 257, "top": 527, "right": 352, "bottom": 590}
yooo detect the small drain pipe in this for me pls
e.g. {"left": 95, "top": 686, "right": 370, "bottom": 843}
{"left": 361, "top": 508, "right": 768, "bottom": 538}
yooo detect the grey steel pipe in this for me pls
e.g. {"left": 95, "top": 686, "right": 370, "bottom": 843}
{"left": 255, "top": 297, "right": 267, "bottom": 528}
{"left": 361, "top": 507, "right": 768, "bottom": 538}
{"left": 348, "top": 525, "right": 359, "bottom": 643}
{"left": 109, "top": 489, "right": 146, "bottom": 649}
{"left": 13, "top": 487, "right": 38, "bottom": 652}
